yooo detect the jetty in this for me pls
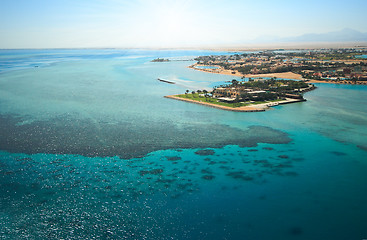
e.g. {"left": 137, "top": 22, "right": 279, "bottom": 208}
{"left": 157, "top": 78, "right": 175, "bottom": 84}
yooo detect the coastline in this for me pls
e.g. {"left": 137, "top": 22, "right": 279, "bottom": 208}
{"left": 305, "top": 79, "right": 367, "bottom": 85}
{"left": 189, "top": 64, "right": 306, "bottom": 80}
{"left": 165, "top": 95, "right": 306, "bottom": 112}
{"left": 188, "top": 64, "right": 243, "bottom": 77}
{"left": 165, "top": 95, "right": 265, "bottom": 112}
{"left": 189, "top": 64, "right": 367, "bottom": 85}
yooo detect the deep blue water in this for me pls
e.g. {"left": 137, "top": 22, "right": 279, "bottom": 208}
{"left": 0, "top": 49, "right": 367, "bottom": 239}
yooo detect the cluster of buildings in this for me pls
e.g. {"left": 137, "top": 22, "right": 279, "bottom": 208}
{"left": 196, "top": 54, "right": 297, "bottom": 74}
{"left": 211, "top": 79, "right": 315, "bottom": 102}
{"left": 213, "top": 86, "right": 267, "bottom": 100}
{"left": 302, "top": 65, "right": 367, "bottom": 81}
{"left": 194, "top": 49, "right": 367, "bottom": 82}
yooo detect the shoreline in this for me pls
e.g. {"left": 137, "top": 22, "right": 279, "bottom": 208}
{"left": 189, "top": 64, "right": 307, "bottom": 80}
{"left": 188, "top": 64, "right": 243, "bottom": 77}
{"left": 165, "top": 95, "right": 306, "bottom": 112}
{"left": 189, "top": 64, "right": 367, "bottom": 85}
{"left": 165, "top": 95, "right": 265, "bottom": 112}
{"left": 305, "top": 79, "right": 367, "bottom": 85}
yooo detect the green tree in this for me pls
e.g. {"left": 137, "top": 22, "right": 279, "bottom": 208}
{"left": 185, "top": 90, "right": 189, "bottom": 97}
{"left": 231, "top": 79, "right": 238, "bottom": 86}
{"left": 203, "top": 90, "right": 208, "bottom": 101}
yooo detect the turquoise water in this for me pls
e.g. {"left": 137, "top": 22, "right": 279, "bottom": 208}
{"left": 1, "top": 49, "right": 367, "bottom": 239}
{"left": 194, "top": 65, "right": 220, "bottom": 70}
{"left": 355, "top": 54, "right": 367, "bottom": 59}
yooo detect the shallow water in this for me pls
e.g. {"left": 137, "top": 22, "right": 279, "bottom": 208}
{"left": 194, "top": 65, "right": 219, "bottom": 69}
{"left": 355, "top": 54, "right": 367, "bottom": 59}
{"left": 1, "top": 49, "right": 367, "bottom": 239}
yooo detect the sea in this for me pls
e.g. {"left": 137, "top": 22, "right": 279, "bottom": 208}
{"left": 0, "top": 49, "right": 367, "bottom": 240}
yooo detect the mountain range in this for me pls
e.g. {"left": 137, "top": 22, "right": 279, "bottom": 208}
{"left": 251, "top": 28, "right": 367, "bottom": 44}
{"left": 283, "top": 28, "right": 367, "bottom": 42}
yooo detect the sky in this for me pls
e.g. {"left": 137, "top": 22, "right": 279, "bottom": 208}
{"left": 0, "top": 0, "right": 367, "bottom": 49}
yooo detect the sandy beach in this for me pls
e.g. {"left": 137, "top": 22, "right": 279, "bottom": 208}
{"left": 244, "top": 72, "right": 304, "bottom": 80}
{"left": 188, "top": 64, "right": 243, "bottom": 77}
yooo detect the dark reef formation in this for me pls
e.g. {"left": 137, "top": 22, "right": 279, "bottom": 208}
{"left": 0, "top": 114, "right": 291, "bottom": 159}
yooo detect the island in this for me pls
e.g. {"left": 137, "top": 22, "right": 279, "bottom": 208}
{"left": 151, "top": 58, "right": 170, "bottom": 62}
{"left": 165, "top": 78, "right": 316, "bottom": 112}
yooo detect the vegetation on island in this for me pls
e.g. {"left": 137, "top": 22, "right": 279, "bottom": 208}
{"left": 178, "top": 92, "right": 243, "bottom": 108}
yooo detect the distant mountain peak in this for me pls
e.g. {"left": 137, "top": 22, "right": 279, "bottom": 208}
{"left": 340, "top": 27, "right": 356, "bottom": 31}
{"left": 282, "top": 28, "right": 367, "bottom": 43}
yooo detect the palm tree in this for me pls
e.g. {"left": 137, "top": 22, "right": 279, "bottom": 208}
{"left": 231, "top": 79, "right": 238, "bottom": 86}
{"left": 210, "top": 91, "right": 215, "bottom": 100}
{"left": 203, "top": 90, "right": 208, "bottom": 101}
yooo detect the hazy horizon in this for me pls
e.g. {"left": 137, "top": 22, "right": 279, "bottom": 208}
{"left": 1, "top": 0, "right": 367, "bottom": 49}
